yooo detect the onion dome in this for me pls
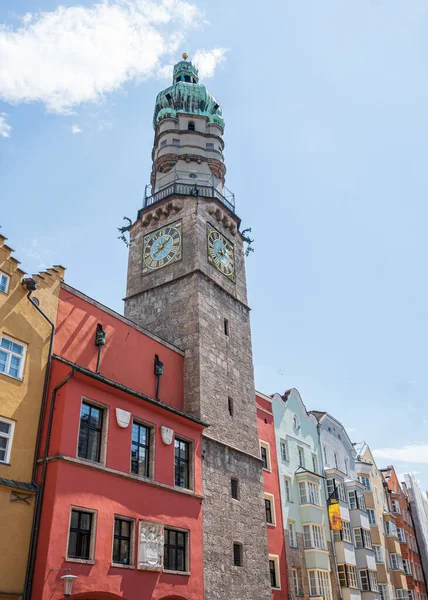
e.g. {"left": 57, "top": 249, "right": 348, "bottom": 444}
{"left": 153, "top": 55, "right": 225, "bottom": 129}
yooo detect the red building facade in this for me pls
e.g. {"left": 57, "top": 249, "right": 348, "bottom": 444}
{"left": 32, "top": 284, "right": 206, "bottom": 600}
{"left": 382, "top": 466, "right": 427, "bottom": 600}
{"left": 256, "top": 392, "right": 289, "bottom": 600}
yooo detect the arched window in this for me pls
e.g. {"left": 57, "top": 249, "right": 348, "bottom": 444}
{"left": 188, "top": 122, "right": 195, "bottom": 131}
{"left": 184, "top": 75, "right": 191, "bottom": 82}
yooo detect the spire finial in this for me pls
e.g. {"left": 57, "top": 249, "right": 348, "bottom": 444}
{"left": 182, "top": 52, "right": 188, "bottom": 60}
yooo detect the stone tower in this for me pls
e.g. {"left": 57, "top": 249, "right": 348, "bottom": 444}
{"left": 124, "top": 56, "right": 271, "bottom": 600}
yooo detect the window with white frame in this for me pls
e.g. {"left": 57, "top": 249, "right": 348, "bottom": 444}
{"left": 0, "top": 335, "right": 26, "bottom": 379}
{"left": 303, "top": 524, "right": 326, "bottom": 550}
{"left": 374, "top": 544, "right": 384, "bottom": 563}
{"left": 379, "top": 583, "right": 390, "bottom": 600}
{"left": 308, "top": 570, "right": 332, "bottom": 600}
{"left": 337, "top": 482, "right": 346, "bottom": 502}
{"left": 396, "top": 590, "right": 409, "bottom": 600}
{"left": 385, "top": 520, "right": 398, "bottom": 537}
{"left": 362, "top": 528, "right": 373, "bottom": 549}
{"left": 391, "top": 499, "right": 400, "bottom": 514}
{"left": 284, "top": 477, "right": 292, "bottom": 502}
{"left": 0, "top": 417, "right": 15, "bottom": 464}
{"left": 323, "top": 445, "right": 329, "bottom": 466}
{"left": 269, "top": 555, "right": 280, "bottom": 589}
{"left": 342, "top": 520, "right": 352, "bottom": 543}
{"left": 264, "top": 493, "right": 276, "bottom": 525}
{"left": 368, "top": 509, "right": 377, "bottom": 525}
{"left": 344, "top": 458, "right": 349, "bottom": 475}
{"left": 0, "top": 272, "right": 10, "bottom": 294}
{"left": 358, "top": 476, "right": 372, "bottom": 491}
{"left": 334, "top": 452, "right": 339, "bottom": 469}
{"left": 397, "top": 528, "right": 406, "bottom": 543}
{"left": 358, "top": 491, "right": 366, "bottom": 510}
{"left": 360, "top": 569, "right": 379, "bottom": 592}
{"left": 403, "top": 559, "right": 412, "bottom": 575}
{"left": 386, "top": 550, "right": 391, "bottom": 570}
{"left": 288, "top": 521, "right": 297, "bottom": 547}
{"left": 354, "top": 527, "right": 372, "bottom": 549}
{"left": 298, "top": 481, "right": 320, "bottom": 506}
{"left": 348, "top": 490, "right": 357, "bottom": 509}
{"left": 391, "top": 553, "right": 403, "bottom": 571}
{"left": 326, "top": 478, "right": 335, "bottom": 499}
{"left": 297, "top": 446, "right": 305, "bottom": 468}
{"left": 312, "top": 453, "right": 318, "bottom": 474}
{"left": 260, "top": 441, "right": 271, "bottom": 470}
{"left": 354, "top": 527, "right": 363, "bottom": 548}
{"left": 337, "top": 564, "right": 358, "bottom": 588}
{"left": 326, "top": 478, "right": 346, "bottom": 502}
{"left": 292, "top": 567, "right": 301, "bottom": 596}
{"left": 280, "top": 439, "right": 288, "bottom": 461}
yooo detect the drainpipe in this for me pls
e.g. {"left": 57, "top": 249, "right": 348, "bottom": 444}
{"left": 316, "top": 422, "right": 343, "bottom": 600}
{"left": 154, "top": 354, "right": 164, "bottom": 401}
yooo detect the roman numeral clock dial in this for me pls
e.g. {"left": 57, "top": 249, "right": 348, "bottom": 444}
{"left": 207, "top": 223, "right": 235, "bottom": 282}
{"left": 143, "top": 222, "right": 182, "bottom": 273}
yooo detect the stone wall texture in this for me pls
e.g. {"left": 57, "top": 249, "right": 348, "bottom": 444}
{"left": 125, "top": 194, "right": 271, "bottom": 600}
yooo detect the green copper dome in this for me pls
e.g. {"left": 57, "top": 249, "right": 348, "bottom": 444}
{"left": 153, "top": 58, "right": 225, "bottom": 129}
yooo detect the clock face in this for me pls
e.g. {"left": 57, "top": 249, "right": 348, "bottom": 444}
{"left": 143, "top": 222, "right": 182, "bottom": 273}
{"left": 207, "top": 223, "right": 235, "bottom": 282}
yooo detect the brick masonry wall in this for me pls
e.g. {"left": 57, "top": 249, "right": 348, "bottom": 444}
{"left": 327, "top": 541, "right": 341, "bottom": 600}
{"left": 285, "top": 532, "right": 310, "bottom": 599}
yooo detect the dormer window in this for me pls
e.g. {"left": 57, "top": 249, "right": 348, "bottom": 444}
{"left": 188, "top": 122, "right": 195, "bottom": 131}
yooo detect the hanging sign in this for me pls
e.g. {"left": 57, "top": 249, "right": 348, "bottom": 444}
{"left": 328, "top": 499, "right": 343, "bottom": 531}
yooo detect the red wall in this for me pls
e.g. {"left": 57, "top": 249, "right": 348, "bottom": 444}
{"left": 32, "top": 285, "right": 205, "bottom": 600}
{"left": 256, "top": 393, "right": 288, "bottom": 600}
{"left": 55, "top": 285, "right": 184, "bottom": 409}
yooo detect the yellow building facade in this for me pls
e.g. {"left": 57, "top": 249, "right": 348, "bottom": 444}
{"left": 0, "top": 234, "right": 64, "bottom": 599}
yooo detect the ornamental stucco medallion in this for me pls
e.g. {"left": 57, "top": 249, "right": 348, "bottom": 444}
{"left": 138, "top": 521, "right": 164, "bottom": 570}
{"left": 161, "top": 426, "right": 173, "bottom": 445}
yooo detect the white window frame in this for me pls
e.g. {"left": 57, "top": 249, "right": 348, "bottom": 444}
{"left": 391, "top": 553, "right": 403, "bottom": 571}
{"left": 298, "top": 480, "right": 321, "bottom": 506}
{"left": 66, "top": 506, "right": 98, "bottom": 564}
{"left": 368, "top": 508, "right": 377, "bottom": 525}
{"left": 344, "top": 458, "right": 349, "bottom": 475}
{"left": 0, "top": 334, "right": 27, "bottom": 380}
{"left": 259, "top": 440, "right": 271, "bottom": 471}
{"left": 323, "top": 445, "right": 329, "bottom": 466}
{"left": 403, "top": 559, "right": 412, "bottom": 576}
{"left": 308, "top": 569, "right": 332, "bottom": 600}
{"left": 0, "top": 416, "right": 15, "bottom": 464}
{"left": 269, "top": 554, "right": 281, "bottom": 589}
{"left": 334, "top": 452, "right": 339, "bottom": 469}
{"left": 264, "top": 493, "right": 276, "bottom": 526}
{"left": 397, "top": 527, "right": 406, "bottom": 543}
{"left": 297, "top": 446, "right": 305, "bottom": 468}
{"left": 342, "top": 520, "right": 352, "bottom": 543}
{"left": 374, "top": 544, "right": 384, "bottom": 563}
{"left": 312, "top": 453, "right": 318, "bottom": 474}
{"left": 391, "top": 499, "right": 400, "bottom": 514}
{"left": 288, "top": 521, "right": 297, "bottom": 548}
{"left": 303, "top": 524, "right": 327, "bottom": 550}
{"left": 280, "top": 439, "right": 289, "bottom": 461}
{"left": 379, "top": 583, "right": 390, "bottom": 600}
{"left": 111, "top": 515, "right": 136, "bottom": 568}
{"left": 292, "top": 567, "right": 300, "bottom": 595}
{"left": 284, "top": 477, "right": 292, "bottom": 502}
{"left": 0, "top": 272, "right": 10, "bottom": 294}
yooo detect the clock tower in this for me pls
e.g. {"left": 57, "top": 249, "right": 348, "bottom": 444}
{"left": 125, "top": 56, "right": 271, "bottom": 600}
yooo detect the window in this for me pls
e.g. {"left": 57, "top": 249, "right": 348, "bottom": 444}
{"left": 188, "top": 121, "right": 195, "bottom": 131}
{"left": 280, "top": 440, "right": 288, "bottom": 461}
{"left": 334, "top": 453, "right": 339, "bottom": 469}
{"left": 184, "top": 75, "right": 191, "bottom": 82}
{"left": 78, "top": 402, "right": 104, "bottom": 462}
{"left": 131, "top": 421, "right": 151, "bottom": 477}
{"left": 368, "top": 508, "right": 377, "bottom": 525}
{"left": 391, "top": 499, "right": 400, "bottom": 514}
{"left": 233, "top": 542, "right": 242, "bottom": 566}
{"left": 288, "top": 521, "right": 297, "bottom": 547}
{"left": 323, "top": 445, "right": 329, "bottom": 466}
{"left": 358, "top": 492, "right": 366, "bottom": 510}
{"left": 284, "top": 477, "right": 292, "bottom": 502}
{"left": 353, "top": 527, "right": 372, "bottom": 549}
{"left": 172, "top": 139, "right": 180, "bottom": 147}
{"left": 298, "top": 481, "right": 320, "bottom": 506}
{"left": 348, "top": 489, "right": 365, "bottom": 510}
{"left": 112, "top": 517, "right": 133, "bottom": 565}
{"left": 397, "top": 528, "right": 406, "bottom": 543}
{"left": 206, "top": 143, "right": 214, "bottom": 151}
{"left": 0, "top": 272, "right": 10, "bottom": 294}
{"left": 337, "top": 482, "right": 346, "bottom": 502}
{"left": 358, "top": 476, "right": 371, "bottom": 491}
{"left": 224, "top": 318, "right": 229, "bottom": 336}
{"left": 160, "top": 140, "right": 167, "bottom": 147}
{"left": 269, "top": 556, "right": 280, "bottom": 589}
{"left": 164, "top": 528, "right": 187, "bottom": 572}
{"left": 362, "top": 528, "right": 372, "bottom": 549}
{"left": 404, "top": 559, "right": 412, "bottom": 575}
{"left": 385, "top": 520, "right": 398, "bottom": 537}
{"left": 297, "top": 446, "right": 305, "bottom": 467}
{"left": 344, "top": 458, "right": 349, "bottom": 475}
{"left": 312, "top": 453, "right": 318, "bottom": 473}
{"left": 342, "top": 520, "right": 352, "bottom": 543}
{"left": 396, "top": 590, "right": 409, "bottom": 600}
{"left": 303, "top": 524, "right": 326, "bottom": 550}
{"left": 67, "top": 508, "right": 95, "bottom": 561}
{"left": 337, "top": 564, "right": 358, "bottom": 588}
{"left": 374, "top": 544, "right": 384, "bottom": 563}
{"left": 308, "top": 570, "right": 332, "bottom": 600}
{"left": 379, "top": 584, "right": 390, "bottom": 600}
{"left": 0, "top": 417, "right": 15, "bottom": 464}
{"left": 260, "top": 442, "right": 270, "bottom": 470}
{"left": 231, "top": 478, "right": 239, "bottom": 500}
{"left": 292, "top": 568, "right": 300, "bottom": 595}
{"left": 354, "top": 527, "right": 363, "bottom": 548}
{"left": 327, "top": 478, "right": 346, "bottom": 502}
{"left": 174, "top": 437, "right": 191, "bottom": 489}
{"left": 327, "top": 478, "right": 335, "bottom": 499}
{"left": 391, "top": 553, "right": 403, "bottom": 571}
{"left": 265, "top": 496, "right": 274, "bottom": 525}
{"left": 0, "top": 335, "right": 26, "bottom": 379}
{"left": 360, "top": 570, "right": 379, "bottom": 592}
{"left": 228, "top": 396, "right": 234, "bottom": 417}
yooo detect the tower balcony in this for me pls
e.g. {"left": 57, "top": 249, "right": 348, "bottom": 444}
{"left": 144, "top": 169, "right": 235, "bottom": 214}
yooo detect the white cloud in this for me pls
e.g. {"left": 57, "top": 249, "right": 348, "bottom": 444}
{"left": 71, "top": 124, "right": 82, "bottom": 134}
{"left": 373, "top": 443, "right": 428, "bottom": 464}
{"left": 193, "top": 48, "right": 229, "bottom": 79}
{"left": 0, "top": 1, "right": 226, "bottom": 115}
{"left": 0, "top": 113, "right": 12, "bottom": 138}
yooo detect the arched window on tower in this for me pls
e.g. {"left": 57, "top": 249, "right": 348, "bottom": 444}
{"left": 184, "top": 75, "right": 191, "bottom": 82}
{"left": 188, "top": 122, "right": 195, "bottom": 131}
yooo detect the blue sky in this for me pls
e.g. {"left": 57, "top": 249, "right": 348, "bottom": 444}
{"left": 1, "top": 0, "right": 427, "bottom": 489}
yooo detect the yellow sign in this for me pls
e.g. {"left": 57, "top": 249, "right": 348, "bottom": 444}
{"left": 328, "top": 500, "right": 343, "bottom": 531}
